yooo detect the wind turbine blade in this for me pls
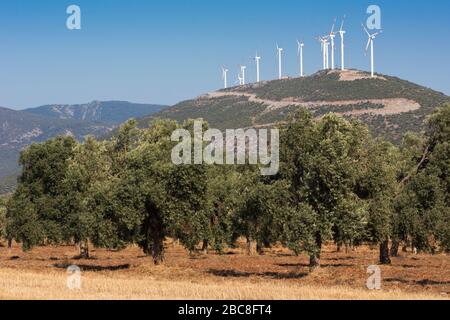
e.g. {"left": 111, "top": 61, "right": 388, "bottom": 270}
{"left": 373, "top": 30, "right": 383, "bottom": 37}
{"left": 365, "top": 38, "right": 371, "bottom": 52}
{"left": 362, "top": 23, "right": 370, "bottom": 37}
{"left": 331, "top": 18, "right": 336, "bottom": 34}
{"left": 340, "top": 16, "right": 345, "bottom": 31}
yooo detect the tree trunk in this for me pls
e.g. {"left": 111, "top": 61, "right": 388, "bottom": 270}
{"left": 402, "top": 244, "right": 408, "bottom": 253}
{"left": 256, "top": 241, "right": 264, "bottom": 255}
{"left": 201, "top": 239, "right": 209, "bottom": 254}
{"left": 345, "top": 244, "right": 350, "bottom": 254}
{"left": 309, "top": 232, "right": 322, "bottom": 270}
{"left": 79, "top": 241, "right": 90, "bottom": 259}
{"left": 336, "top": 242, "right": 342, "bottom": 252}
{"left": 152, "top": 237, "right": 164, "bottom": 265}
{"left": 7, "top": 238, "right": 12, "bottom": 249}
{"left": 246, "top": 237, "right": 254, "bottom": 256}
{"left": 309, "top": 254, "right": 320, "bottom": 269}
{"left": 390, "top": 240, "right": 400, "bottom": 257}
{"left": 379, "top": 240, "right": 391, "bottom": 265}
{"left": 144, "top": 201, "right": 165, "bottom": 265}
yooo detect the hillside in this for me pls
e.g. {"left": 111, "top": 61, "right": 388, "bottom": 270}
{"left": 0, "top": 106, "right": 112, "bottom": 178}
{"left": 0, "top": 174, "right": 17, "bottom": 195}
{"left": 24, "top": 101, "right": 166, "bottom": 124}
{"left": 0, "top": 101, "right": 168, "bottom": 192}
{"left": 140, "top": 69, "right": 450, "bottom": 143}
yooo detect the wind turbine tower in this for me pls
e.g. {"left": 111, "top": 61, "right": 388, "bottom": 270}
{"left": 338, "top": 16, "right": 346, "bottom": 71}
{"left": 362, "top": 24, "right": 382, "bottom": 78}
{"left": 222, "top": 67, "right": 228, "bottom": 89}
{"left": 297, "top": 40, "right": 305, "bottom": 77}
{"left": 317, "top": 37, "right": 325, "bottom": 70}
{"left": 254, "top": 53, "right": 261, "bottom": 83}
{"left": 329, "top": 19, "right": 337, "bottom": 70}
{"left": 276, "top": 44, "right": 284, "bottom": 79}
{"left": 240, "top": 65, "right": 247, "bottom": 85}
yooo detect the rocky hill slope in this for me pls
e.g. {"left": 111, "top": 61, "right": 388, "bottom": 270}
{"left": 141, "top": 69, "right": 449, "bottom": 143}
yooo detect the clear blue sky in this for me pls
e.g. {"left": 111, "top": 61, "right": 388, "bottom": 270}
{"left": 1, "top": 0, "right": 449, "bottom": 109}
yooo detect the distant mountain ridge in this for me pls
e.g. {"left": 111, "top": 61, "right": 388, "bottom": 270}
{"left": 0, "top": 101, "right": 168, "bottom": 192}
{"left": 24, "top": 100, "right": 166, "bottom": 124}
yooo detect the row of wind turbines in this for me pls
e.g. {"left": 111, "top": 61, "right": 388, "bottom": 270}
{"left": 221, "top": 17, "right": 382, "bottom": 89}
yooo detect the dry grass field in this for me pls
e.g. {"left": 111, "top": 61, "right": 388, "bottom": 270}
{"left": 0, "top": 240, "right": 449, "bottom": 300}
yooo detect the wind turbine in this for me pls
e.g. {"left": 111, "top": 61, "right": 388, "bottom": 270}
{"left": 240, "top": 65, "right": 247, "bottom": 85}
{"left": 297, "top": 40, "right": 305, "bottom": 77}
{"left": 338, "top": 16, "right": 346, "bottom": 71}
{"left": 276, "top": 44, "right": 284, "bottom": 79}
{"left": 222, "top": 67, "right": 228, "bottom": 89}
{"left": 254, "top": 53, "right": 261, "bottom": 83}
{"left": 317, "top": 37, "right": 325, "bottom": 69}
{"left": 324, "top": 38, "right": 330, "bottom": 69}
{"left": 317, "top": 36, "right": 329, "bottom": 70}
{"left": 329, "top": 19, "right": 337, "bottom": 70}
{"left": 362, "top": 24, "right": 382, "bottom": 78}
{"left": 237, "top": 74, "right": 243, "bottom": 86}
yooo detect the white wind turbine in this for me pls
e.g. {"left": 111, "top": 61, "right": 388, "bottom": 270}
{"left": 276, "top": 44, "right": 284, "bottom": 79}
{"left": 317, "top": 36, "right": 329, "bottom": 70}
{"left": 362, "top": 24, "right": 382, "bottom": 78}
{"left": 237, "top": 71, "right": 243, "bottom": 86}
{"left": 222, "top": 67, "right": 228, "bottom": 89}
{"left": 240, "top": 65, "right": 247, "bottom": 85}
{"left": 324, "top": 38, "right": 330, "bottom": 69}
{"left": 254, "top": 53, "right": 261, "bottom": 83}
{"left": 329, "top": 19, "right": 337, "bottom": 70}
{"left": 297, "top": 40, "right": 305, "bottom": 77}
{"left": 338, "top": 16, "right": 346, "bottom": 71}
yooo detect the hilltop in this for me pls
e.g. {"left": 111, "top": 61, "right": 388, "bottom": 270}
{"left": 139, "top": 69, "right": 450, "bottom": 143}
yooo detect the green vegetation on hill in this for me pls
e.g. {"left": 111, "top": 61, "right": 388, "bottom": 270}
{"left": 139, "top": 96, "right": 267, "bottom": 130}
{"left": 144, "top": 70, "right": 450, "bottom": 144}
{"left": 257, "top": 102, "right": 386, "bottom": 125}
{"left": 230, "top": 71, "right": 445, "bottom": 104}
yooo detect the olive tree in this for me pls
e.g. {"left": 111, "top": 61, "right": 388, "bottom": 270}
{"left": 113, "top": 119, "right": 209, "bottom": 264}
{"left": 280, "top": 110, "right": 370, "bottom": 268}
{"left": 6, "top": 136, "right": 77, "bottom": 251}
